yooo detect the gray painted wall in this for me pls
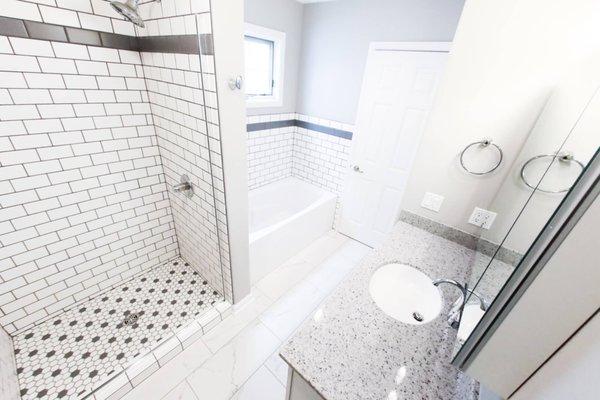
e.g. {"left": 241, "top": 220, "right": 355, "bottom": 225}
{"left": 245, "top": 0, "right": 304, "bottom": 115}
{"left": 297, "top": 0, "right": 465, "bottom": 124}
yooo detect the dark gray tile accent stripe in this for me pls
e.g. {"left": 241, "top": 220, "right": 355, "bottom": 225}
{"left": 66, "top": 27, "right": 102, "bottom": 46}
{"left": 0, "top": 16, "right": 28, "bottom": 38}
{"left": 138, "top": 35, "right": 199, "bottom": 54}
{"left": 100, "top": 32, "right": 139, "bottom": 51}
{"left": 247, "top": 119, "right": 296, "bottom": 132}
{"left": 0, "top": 15, "right": 210, "bottom": 55}
{"left": 199, "top": 33, "right": 214, "bottom": 55}
{"left": 247, "top": 119, "right": 354, "bottom": 140}
{"left": 24, "top": 20, "right": 68, "bottom": 42}
{"left": 296, "top": 119, "right": 353, "bottom": 140}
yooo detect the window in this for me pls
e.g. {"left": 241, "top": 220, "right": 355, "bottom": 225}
{"left": 244, "top": 24, "right": 286, "bottom": 108}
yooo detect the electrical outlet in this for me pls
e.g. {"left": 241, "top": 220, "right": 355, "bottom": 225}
{"left": 468, "top": 207, "right": 497, "bottom": 229}
{"left": 421, "top": 192, "right": 444, "bottom": 212}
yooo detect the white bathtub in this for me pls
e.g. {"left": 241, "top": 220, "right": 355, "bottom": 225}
{"left": 249, "top": 177, "right": 337, "bottom": 285}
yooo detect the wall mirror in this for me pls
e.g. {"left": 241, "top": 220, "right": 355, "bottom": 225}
{"left": 454, "top": 69, "right": 600, "bottom": 350}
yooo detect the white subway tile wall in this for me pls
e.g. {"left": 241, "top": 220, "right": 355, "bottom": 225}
{"left": 141, "top": 47, "right": 232, "bottom": 303}
{"left": 0, "top": 0, "right": 134, "bottom": 33}
{"left": 247, "top": 113, "right": 353, "bottom": 196}
{"left": 135, "top": 0, "right": 210, "bottom": 37}
{"left": 247, "top": 114, "right": 295, "bottom": 190}
{"left": 0, "top": 0, "right": 233, "bottom": 334}
{"left": 0, "top": 36, "right": 180, "bottom": 334}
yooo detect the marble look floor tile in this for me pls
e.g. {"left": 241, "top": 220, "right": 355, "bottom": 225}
{"left": 230, "top": 366, "right": 285, "bottom": 400}
{"left": 259, "top": 279, "right": 327, "bottom": 341}
{"left": 202, "top": 290, "right": 273, "bottom": 354}
{"left": 120, "top": 338, "right": 212, "bottom": 400}
{"left": 255, "top": 256, "right": 317, "bottom": 301}
{"left": 294, "top": 231, "right": 349, "bottom": 265}
{"left": 162, "top": 380, "right": 198, "bottom": 400}
{"left": 304, "top": 241, "right": 370, "bottom": 295}
{"left": 265, "top": 351, "right": 289, "bottom": 386}
{"left": 185, "top": 321, "right": 281, "bottom": 400}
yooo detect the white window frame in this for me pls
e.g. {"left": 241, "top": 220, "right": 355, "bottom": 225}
{"left": 244, "top": 23, "right": 286, "bottom": 108}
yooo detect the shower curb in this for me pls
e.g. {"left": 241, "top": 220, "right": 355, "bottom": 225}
{"left": 82, "top": 300, "right": 232, "bottom": 400}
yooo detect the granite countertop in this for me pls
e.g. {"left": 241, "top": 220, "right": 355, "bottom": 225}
{"left": 280, "top": 221, "right": 479, "bottom": 400}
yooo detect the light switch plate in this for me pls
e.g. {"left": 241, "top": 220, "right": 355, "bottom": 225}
{"left": 421, "top": 192, "right": 444, "bottom": 212}
{"left": 468, "top": 207, "right": 497, "bottom": 229}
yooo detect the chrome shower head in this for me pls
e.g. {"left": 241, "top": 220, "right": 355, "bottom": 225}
{"left": 109, "top": 0, "right": 145, "bottom": 28}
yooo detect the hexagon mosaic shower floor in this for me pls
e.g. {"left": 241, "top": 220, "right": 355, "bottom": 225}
{"left": 13, "top": 258, "right": 222, "bottom": 400}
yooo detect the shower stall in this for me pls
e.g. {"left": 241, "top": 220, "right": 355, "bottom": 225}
{"left": 0, "top": 1, "right": 239, "bottom": 399}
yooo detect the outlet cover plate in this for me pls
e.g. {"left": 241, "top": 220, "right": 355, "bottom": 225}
{"left": 468, "top": 207, "right": 497, "bottom": 229}
{"left": 421, "top": 192, "right": 444, "bottom": 212}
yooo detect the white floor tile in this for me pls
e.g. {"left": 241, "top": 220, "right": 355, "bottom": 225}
{"left": 185, "top": 321, "right": 281, "bottom": 400}
{"left": 265, "top": 351, "right": 289, "bottom": 386}
{"left": 259, "top": 279, "right": 326, "bottom": 341}
{"left": 230, "top": 366, "right": 286, "bottom": 400}
{"left": 162, "top": 381, "right": 198, "bottom": 400}
{"left": 294, "top": 230, "right": 348, "bottom": 265}
{"left": 121, "top": 338, "right": 212, "bottom": 400}
{"left": 202, "top": 290, "right": 272, "bottom": 353}
{"left": 255, "top": 256, "right": 317, "bottom": 301}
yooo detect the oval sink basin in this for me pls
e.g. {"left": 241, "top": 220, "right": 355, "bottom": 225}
{"left": 369, "top": 263, "right": 442, "bottom": 325}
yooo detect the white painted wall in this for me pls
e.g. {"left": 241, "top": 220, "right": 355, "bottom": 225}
{"left": 296, "top": 0, "right": 465, "bottom": 124}
{"left": 511, "top": 312, "right": 600, "bottom": 400}
{"left": 402, "top": 0, "right": 600, "bottom": 237}
{"left": 212, "top": 0, "right": 252, "bottom": 302}
{"left": 245, "top": 0, "right": 304, "bottom": 115}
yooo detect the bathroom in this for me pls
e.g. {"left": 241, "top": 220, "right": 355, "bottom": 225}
{"left": 0, "top": 0, "right": 599, "bottom": 399}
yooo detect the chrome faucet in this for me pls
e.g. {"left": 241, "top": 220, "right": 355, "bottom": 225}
{"left": 433, "top": 279, "right": 489, "bottom": 329}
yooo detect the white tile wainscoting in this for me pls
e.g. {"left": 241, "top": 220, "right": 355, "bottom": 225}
{"left": 247, "top": 113, "right": 353, "bottom": 228}
{"left": 246, "top": 113, "right": 353, "bottom": 194}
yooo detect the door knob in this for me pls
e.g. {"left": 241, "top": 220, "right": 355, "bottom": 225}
{"left": 228, "top": 76, "right": 243, "bottom": 90}
{"left": 353, "top": 165, "right": 364, "bottom": 173}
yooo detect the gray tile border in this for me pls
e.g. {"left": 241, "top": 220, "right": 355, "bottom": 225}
{"left": 0, "top": 15, "right": 208, "bottom": 55}
{"left": 24, "top": 20, "right": 68, "bottom": 42}
{"left": 247, "top": 119, "right": 353, "bottom": 140}
{"left": 0, "top": 16, "right": 28, "bottom": 38}
{"left": 66, "top": 27, "right": 102, "bottom": 46}
{"left": 137, "top": 35, "right": 199, "bottom": 54}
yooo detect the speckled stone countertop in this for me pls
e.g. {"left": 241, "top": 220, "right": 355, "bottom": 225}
{"left": 280, "top": 221, "right": 479, "bottom": 400}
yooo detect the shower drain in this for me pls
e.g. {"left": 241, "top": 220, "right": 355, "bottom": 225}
{"left": 122, "top": 313, "right": 140, "bottom": 326}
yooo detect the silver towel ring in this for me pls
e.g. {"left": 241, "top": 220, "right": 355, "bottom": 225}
{"left": 460, "top": 139, "right": 503, "bottom": 175}
{"left": 520, "top": 152, "right": 584, "bottom": 194}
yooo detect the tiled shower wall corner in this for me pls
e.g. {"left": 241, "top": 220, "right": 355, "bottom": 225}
{"left": 246, "top": 113, "right": 353, "bottom": 196}
{"left": 0, "top": 0, "right": 233, "bottom": 335}
{"left": 0, "top": 38, "right": 178, "bottom": 334}
{"left": 141, "top": 49, "right": 231, "bottom": 302}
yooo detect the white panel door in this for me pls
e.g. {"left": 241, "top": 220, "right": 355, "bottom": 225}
{"left": 339, "top": 43, "right": 449, "bottom": 246}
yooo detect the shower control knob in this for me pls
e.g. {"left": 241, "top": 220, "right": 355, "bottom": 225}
{"left": 353, "top": 165, "right": 364, "bottom": 173}
{"left": 173, "top": 174, "right": 194, "bottom": 198}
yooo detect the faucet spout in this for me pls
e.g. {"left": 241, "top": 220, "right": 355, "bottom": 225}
{"left": 433, "top": 279, "right": 468, "bottom": 329}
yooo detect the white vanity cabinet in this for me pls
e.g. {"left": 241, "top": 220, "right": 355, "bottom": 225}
{"left": 286, "top": 369, "right": 326, "bottom": 400}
